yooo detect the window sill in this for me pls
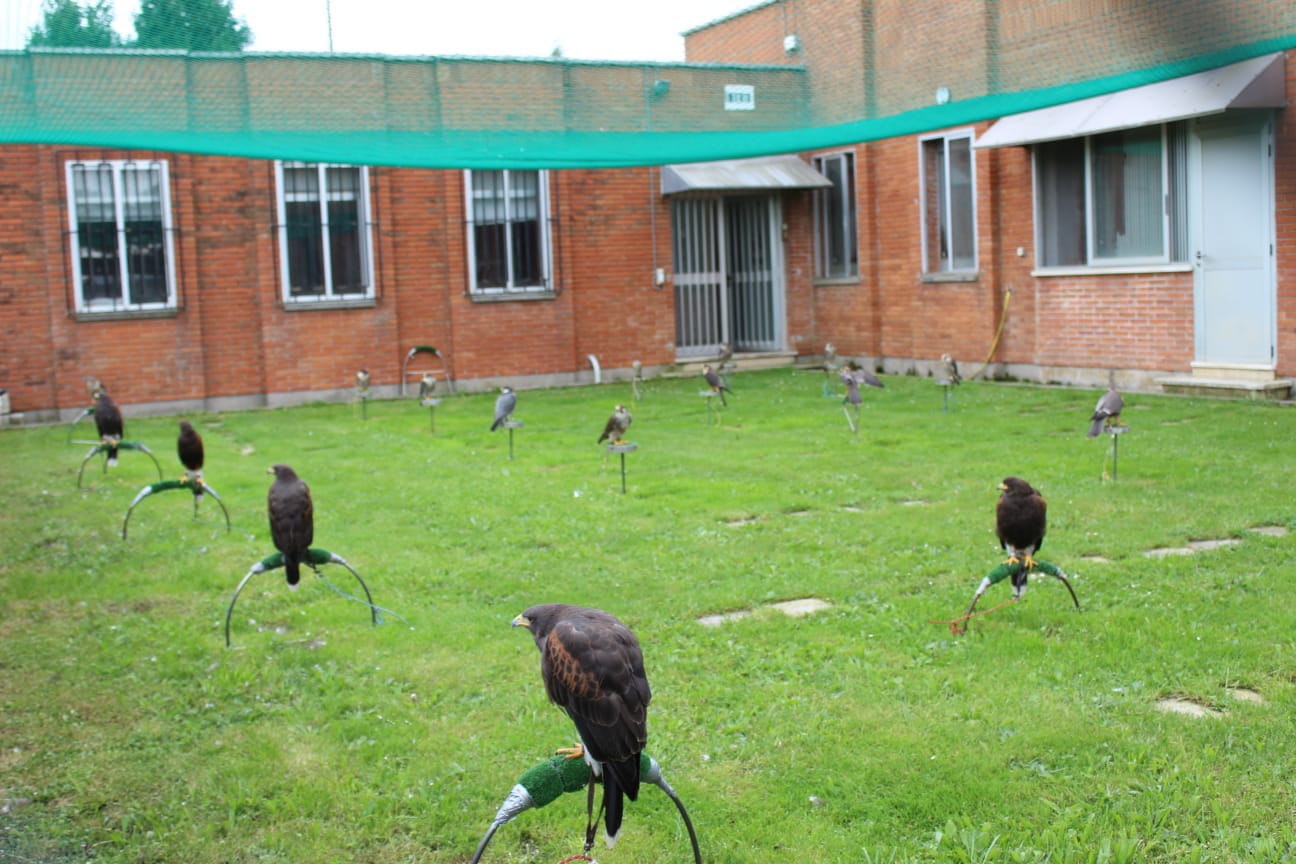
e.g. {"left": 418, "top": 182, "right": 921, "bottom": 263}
{"left": 75, "top": 307, "right": 179, "bottom": 322}
{"left": 469, "top": 291, "right": 556, "bottom": 303}
{"left": 282, "top": 297, "right": 377, "bottom": 311}
{"left": 920, "top": 271, "right": 980, "bottom": 284}
{"left": 813, "top": 276, "right": 860, "bottom": 287}
{"left": 1032, "top": 263, "right": 1192, "bottom": 277}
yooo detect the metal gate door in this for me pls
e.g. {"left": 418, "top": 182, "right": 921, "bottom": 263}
{"left": 671, "top": 195, "right": 783, "bottom": 357}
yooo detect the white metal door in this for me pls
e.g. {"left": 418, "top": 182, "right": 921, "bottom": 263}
{"left": 1190, "top": 113, "right": 1275, "bottom": 366}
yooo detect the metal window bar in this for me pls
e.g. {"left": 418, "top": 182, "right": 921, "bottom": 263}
{"left": 672, "top": 197, "right": 726, "bottom": 357}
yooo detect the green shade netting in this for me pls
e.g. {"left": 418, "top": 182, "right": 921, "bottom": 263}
{"left": 2, "top": 3, "right": 1295, "bottom": 168}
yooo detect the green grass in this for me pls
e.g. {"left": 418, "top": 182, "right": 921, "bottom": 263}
{"left": 2, "top": 369, "right": 1295, "bottom": 863}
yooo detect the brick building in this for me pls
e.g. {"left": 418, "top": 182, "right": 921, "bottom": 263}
{"left": 2, "top": 0, "right": 1295, "bottom": 421}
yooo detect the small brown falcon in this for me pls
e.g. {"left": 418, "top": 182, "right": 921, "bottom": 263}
{"left": 267, "top": 464, "right": 314, "bottom": 588}
{"left": 598, "top": 404, "right": 632, "bottom": 445}
{"left": 513, "top": 603, "right": 652, "bottom": 849}
{"left": 996, "top": 476, "right": 1047, "bottom": 592}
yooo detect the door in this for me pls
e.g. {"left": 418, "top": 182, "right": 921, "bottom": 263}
{"left": 671, "top": 194, "right": 785, "bottom": 357}
{"left": 1190, "top": 113, "right": 1275, "bottom": 366}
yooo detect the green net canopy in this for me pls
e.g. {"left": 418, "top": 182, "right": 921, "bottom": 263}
{"left": 3, "top": 0, "right": 1295, "bottom": 169}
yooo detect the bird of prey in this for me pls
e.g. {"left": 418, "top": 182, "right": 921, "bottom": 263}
{"left": 702, "top": 363, "right": 730, "bottom": 406}
{"left": 418, "top": 372, "right": 437, "bottom": 402}
{"left": 843, "top": 361, "right": 885, "bottom": 390}
{"left": 177, "top": 420, "right": 204, "bottom": 498}
{"left": 839, "top": 369, "right": 864, "bottom": 406}
{"left": 1087, "top": 375, "right": 1124, "bottom": 438}
{"left": 512, "top": 604, "right": 652, "bottom": 849}
{"left": 267, "top": 464, "right": 313, "bottom": 588}
{"left": 717, "top": 341, "right": 733, "bottom": 367}
{"left": 996, "top": 476, "right": 1047, "bottom": 591}
{"left": 598, "top": 404, "right": 632, "bottom": 445}
{"left": 93, "top": 388, "right": 124, "bottom": 466}
{"left": 355, "top": 369, "right": 370, "bottom": 391}
{"left": 823, "top": 342, "right": 838, "bottom": 370}
{"left": 491, "top": 386, "right": 517, "bottom": 431}
{"left": 939, "top": 354, "right": 961, "bottom": 386}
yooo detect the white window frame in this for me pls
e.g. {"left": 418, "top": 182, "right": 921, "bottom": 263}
{"left": 1033, "top": 122, "right": 1186, "bottom": 270}
{"left": 65, "top": 159, "right": 178, "bottom": 314}
{"left": 919, "top": 130, "right": 978, "bottom": 275}
{"left": 812, "top": 151, "right": 858, "bottom": 280}
{"left": 464, "top": 169, "right": 552, "bottom": 296}
{"left": 274, "top": 161, "right": 376, "bottom": 304}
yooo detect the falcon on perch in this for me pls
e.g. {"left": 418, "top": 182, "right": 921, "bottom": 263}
{"left": 598, "top": 404, "right": 632, "bottom": 445}
{"left": 702, "top": 364, "right": 730, "bottom": 406}
{"left": 491, "top": 386, "right": 517, "bottom": 431}
{"left": 939, "top": 354, "right": 961, "bottom": 386}
{"left": 267, "top": 464, "right": 313, "bottom": 588}
{"left": 996, "top": 476, "right": 1046, "bottom": 587}
{"left": 93, "top": 388, "right": 124, "bottom": 466}
{"left": 177, "top": 420, "right": 204, "bottom": 497}
{"left": 512, "top": 603, "right": 652, "bottom": 849}
{"left": 1087, "top": 374, "right": 1124, "bottom": 438}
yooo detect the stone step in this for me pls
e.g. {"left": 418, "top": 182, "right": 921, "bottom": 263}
{"left": 1156, "top": 375, "right": 1292, "bottom": 400}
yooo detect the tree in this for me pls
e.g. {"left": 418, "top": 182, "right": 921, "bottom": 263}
{"left": 132, "top": 0, "right": 252, "bottom": 52}
{"left": 27, "top": 0, "right": 120, "bottom": 48}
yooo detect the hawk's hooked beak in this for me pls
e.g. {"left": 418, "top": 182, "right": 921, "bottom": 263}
{"left": 511, "top": 614, "right": 532, "bottom": 629}
{"left": 266, "top": 466, "right": 276, "bottom": 476}
{"left": 997, "top": 482, "right": 1008, "bottom": 492}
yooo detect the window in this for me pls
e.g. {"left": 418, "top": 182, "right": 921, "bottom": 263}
{"left": 465, "top": 169, "right": 551, "bottom": 295}
{"left": 66, "top": 160, "right": 176, "bottom": 313}
{"left": 1035, "top": 123, "right": 1187, "bottom": 267}
{"left": 275, "top": 162, "right": 374, "bottom": 302}
{"left": 921, "top": 131, "right": 977, "bottom": 274}
{"left": 812, "top": 152, "right": 857, "bottom": 279}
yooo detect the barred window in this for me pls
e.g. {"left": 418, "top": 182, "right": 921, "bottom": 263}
{"left": 465, "top": 169, "right": 551, "bottom": 295}
{"left": 66, "top": 160, "right": 176, "bottom": 313}
{"left": 276, "top": 162, "right": 374, "bottom": 302}
{"left": 812, "top": 152, "right": 858, "bottom": 279}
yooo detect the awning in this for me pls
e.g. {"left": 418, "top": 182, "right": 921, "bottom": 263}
{"left": 975, "top": 52, "right": 1287, "bottom": 149}
{"left": 661, "top": 155, "right": 833, "bottom": 195}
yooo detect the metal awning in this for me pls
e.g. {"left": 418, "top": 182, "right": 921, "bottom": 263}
{"left": 661, "top": 155, "right": 833, "bottom": 195}
{"left": 975, "top": 52, "right": 1287, "bottom": 149}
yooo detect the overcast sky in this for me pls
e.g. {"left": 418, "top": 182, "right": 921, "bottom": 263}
{"left": 3, "top": 0, "right": 756, "bottom": 61}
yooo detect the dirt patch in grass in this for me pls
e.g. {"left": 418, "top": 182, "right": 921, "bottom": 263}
{"left": 1227, "top": 687, "right": 1265, "bottom": 704}
{"left": 1247, "top": 525, "right": 1289, "bottom": 537}
{"left": 1155, "top": 696, "right": 1222, "bottom": 718}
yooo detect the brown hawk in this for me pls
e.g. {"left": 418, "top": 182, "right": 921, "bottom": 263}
{"left": 512, "top": 603, "right": 651, "bottom": 849}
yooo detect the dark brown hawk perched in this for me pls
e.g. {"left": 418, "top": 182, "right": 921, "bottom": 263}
{"left": 702, "top": 363, "right": 730, "bottom": 406}
{"left": 177, "top": 420, "right": 205, "bottom": 497}
{"left": 93, "top": 389, "right": 124, "bottom": 466}
{"left": 996, "top": 477, "right": 1047, "bottom": 594}
{"left": 267, "top": 464, "right": 313, "bottom": 588}
{"left": 513, "top": 603, "right": 652, "bottom": 849}
{"left": 598, "top": 405, "right": 632, "bottom": 445}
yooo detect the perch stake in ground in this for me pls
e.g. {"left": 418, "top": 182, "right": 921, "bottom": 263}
{"left": 224, "top": 547, "right": 381, "bottom": 647}
{"left": 469, "top": 751, "right": 701, "bottom": 864}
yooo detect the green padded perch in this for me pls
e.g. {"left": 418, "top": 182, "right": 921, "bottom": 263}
{"left": 960, "top": 557, "right": 1080, "bottom": 630}
{"left": 225, "top": 546, "right": 379, "bottom": 647}
{"left": 77, "top": 440, "right": 163, "bottom": 487}
{"left": 469, "top": 751, "right": 701, "bottom": 864}
{"left": 121, "top": 476, "right": 231, "bottom": 539}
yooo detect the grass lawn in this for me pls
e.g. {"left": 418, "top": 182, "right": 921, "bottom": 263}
{"left": 2, "top": 369, "right": 1295, "bottom": 863}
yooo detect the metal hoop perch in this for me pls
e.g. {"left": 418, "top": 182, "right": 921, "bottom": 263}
{"left": 469, "top": 752, "right": 701, "bottom": 864}
{"left": 121, "top": 477, "right": 231, "bottom": 539}
{"left": 225, "top": 547, "right": 380, "bottom": 647}
{"left": 77, "top": 440, "right": 163, "bottom": 487}
{"left": 937, "top": 557, "right": 1080, "bottom": 635}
